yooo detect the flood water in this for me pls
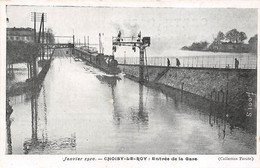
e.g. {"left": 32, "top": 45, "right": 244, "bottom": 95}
{"left": 7, "top": 49, "right": 256, "bottom": 154}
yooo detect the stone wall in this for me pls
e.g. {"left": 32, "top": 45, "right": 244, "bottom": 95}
{"left": 118, "top": 64, "right": 257, "bottom": 108}
{"left": 118, "top": 64, "right": 257, "bottom": 133}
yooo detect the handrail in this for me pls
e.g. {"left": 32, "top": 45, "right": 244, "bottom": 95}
{"left": 116, "top": 55, "right": 257, "bottom": 69}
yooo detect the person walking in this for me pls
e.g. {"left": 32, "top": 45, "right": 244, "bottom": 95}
{"left": 167, "top": 58, "right": 170, "bottom": 67}
{"left": 235, "top": 58, "right": 239, "bottom": 69}
{"left": 176, "top": 58, "right": 180, "bottom": 67}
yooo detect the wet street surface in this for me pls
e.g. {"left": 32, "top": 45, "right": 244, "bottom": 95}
{"left": 8, "top": 49, "right": 256, "bottom": 154}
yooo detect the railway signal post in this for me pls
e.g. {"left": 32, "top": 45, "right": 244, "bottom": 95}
{"left": 112, "top": 31, "right": 150, "bottom": 83}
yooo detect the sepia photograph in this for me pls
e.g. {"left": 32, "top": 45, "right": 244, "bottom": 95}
{"left": 3, "top": 3, "right": 258, "bottom": 158}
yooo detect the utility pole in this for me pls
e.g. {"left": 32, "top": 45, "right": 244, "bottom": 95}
{"left": 34, "top": 12, "right": 36, "bottom": 43}
{"left": 112, "top": 31, "right": 150, "bottom": 83}
{"left": 73, "top": 35, "right": 75, "bottom": 46}
{"left": 30, "top": 12, "right": 47, "bottom": 83}
{"left": 42, "top": 13, "right": 45, "bottom": 60}
{"left": 72, "top": 35, "right": 75, "bottom": 54}
{"left": 31, "top": 11, "right": 48, "bottom": 143}
{"left": 33, "top": 12, "right": 37, "bottom": 83}
{"left": 99, "top": 33, "right": 101, "bottom": 54}
{"left": 47, "top": 30, "right": 49, "bottom": 60}
{"left": 87, "top": 36, "right": 89, "bottom": 50}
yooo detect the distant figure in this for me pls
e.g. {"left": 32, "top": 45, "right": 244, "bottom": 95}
{"left": 226, "top": 64, "right": 230, "bottom": 69}
{"left": 117, "top": 31, "right": 121, "bottom": 42}
{"left": 118, "top": 31, "right": 121, "bottom": 38}
{"left": 167, "top": 58, "right": 170, "bottom": 67}
{"left": 176, "top": 58, "right": 180, "bottom": 67}
{"left": 235, "top": 58, "right": 239, "bottom": 69}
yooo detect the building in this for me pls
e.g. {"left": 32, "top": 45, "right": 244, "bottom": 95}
{"left": 6, "top": 27, "right": 34, "bottom": 43}
{"left": 248, "top": 35, "right": 257, "bottom": 53}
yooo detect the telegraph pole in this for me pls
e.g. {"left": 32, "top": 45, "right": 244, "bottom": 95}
{"left": 33, "top": 13, "right": 37, "bottom": 83}
{"left": 34, "top": 12, "right": 36, "bottom": 43}
{"left": 112, "top": 31, "right": 150, "bottom": 83}
{"left": 30, "top": 12, "right": 47, "bottom": 79}
{"left": 99, "top": 33, "right": 101, "bottom": 54}
{"left": 73, "top": 35, "right": 75, "bottom": 46}
{"left": 87, "top": 36, "right": 89, "bottom": 50}
{"left": 47, "top": 30, "right": 49, "bottom": 60}
{"left": 72, "top": 29, "right": 74, "bottom": 49}
{"left": 42, "top": 13, "right": 45, "bottom": 60}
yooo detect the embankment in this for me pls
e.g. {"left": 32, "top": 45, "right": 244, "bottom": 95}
{"left": 119, "top": 64, "right": 257, "bottom": 132}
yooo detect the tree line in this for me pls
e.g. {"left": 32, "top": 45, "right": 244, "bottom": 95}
{"left": 182, "top": 29, "right": 257, "bottom": 53}
{"left": 214, "top": 29, "right": 247, "bottom": 44}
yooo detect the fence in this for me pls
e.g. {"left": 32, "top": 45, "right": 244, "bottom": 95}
{"left": 117, "top": 55, "right": 257, "bottom": 69}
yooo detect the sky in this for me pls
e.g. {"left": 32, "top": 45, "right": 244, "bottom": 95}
{"left": 6, "top": 6, "right": 258, "bottom": 57}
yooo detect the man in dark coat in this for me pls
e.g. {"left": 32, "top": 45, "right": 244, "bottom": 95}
{"left": 235, "top": 58, "right": 239, "bottom": 69}
{"left": 176, "top": 58, "right": 180, "bottom": 67}
{"left": 167, "top": 58, "right": 170, "bottom": 67}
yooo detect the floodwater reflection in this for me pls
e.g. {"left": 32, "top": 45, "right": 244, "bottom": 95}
{"left": 23, "top": 84, "right": 77, "bottom": 154}
{"left": 96, "top": 75, "right": 149, "bottom": 127}
{"left": 8, "top": 50, "right": 256, "bottom": 154}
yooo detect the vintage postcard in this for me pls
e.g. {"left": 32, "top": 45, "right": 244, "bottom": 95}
{"left": 0, "top": 0, "right": 259, "bottom": 168}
